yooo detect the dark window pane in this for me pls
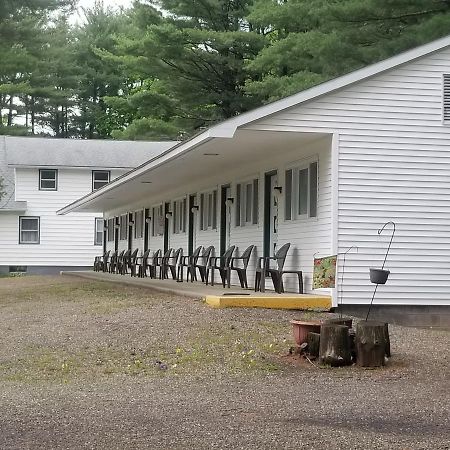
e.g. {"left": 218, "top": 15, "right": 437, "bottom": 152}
{"left": 21, "top": 218, "right": 38, "bottom": 231}
{"left": 41, "top": 170, "right": 56, "bottom": 180}
{"left": 285, "top": 169, "right": 292, "bottom": 220}
{"left": 41, "top": 180, "right": 56, "bottom": 189}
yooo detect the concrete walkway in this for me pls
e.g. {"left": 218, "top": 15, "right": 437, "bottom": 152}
{"left": 61, "top": 271, "right": 332, "bottom": 310}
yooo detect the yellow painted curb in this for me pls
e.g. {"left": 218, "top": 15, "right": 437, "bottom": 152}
{"left": 205, "top": 294, "right": 331, "bottom": 310}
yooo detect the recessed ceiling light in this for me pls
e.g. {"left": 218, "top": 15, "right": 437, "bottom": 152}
{"left": 203, "top": 153, "right": 219, "bottom": 156}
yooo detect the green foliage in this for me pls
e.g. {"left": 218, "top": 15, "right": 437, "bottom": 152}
{"left": 2, "top": 0, "right": 450, "bottom": 139}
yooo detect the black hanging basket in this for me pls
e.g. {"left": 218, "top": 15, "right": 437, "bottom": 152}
{"left": 369, "top": 268, "right": 390, "bottom": 285}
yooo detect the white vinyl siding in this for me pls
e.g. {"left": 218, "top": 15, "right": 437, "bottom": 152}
{"left": 94, "top": 218, "right": 103, "bottom": 246}
{"left": 39, "top": 169, "right": 57, "bottom": 191}
{"left": 19, "top": 216, "right": 40, "bottom": 244}
{"left": 245, "top": 47, "right": 450, "bottom": 306}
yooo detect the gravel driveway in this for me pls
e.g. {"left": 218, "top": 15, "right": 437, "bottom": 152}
{"left": 0, "top": 275, "right": 448, "bottom": 449}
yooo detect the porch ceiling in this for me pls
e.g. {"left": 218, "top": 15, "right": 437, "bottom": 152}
{"left": 61, "top": 129, "right": 330, "bottom": 214}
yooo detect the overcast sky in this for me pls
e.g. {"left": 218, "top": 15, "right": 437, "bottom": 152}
{"left": 76, "top": 0, "right": 133, "bottom": 10}
{"left": 72, "top": 0, "right": 134, "bottom": 23}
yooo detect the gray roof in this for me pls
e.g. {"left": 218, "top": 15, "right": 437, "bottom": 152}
{"left": 0, "top": 135, "right": 178, "bottom": 211}
{"left": 4, "top": 136, "right": 178, "bottom": 169}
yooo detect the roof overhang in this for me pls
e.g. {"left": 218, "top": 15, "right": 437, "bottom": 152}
{"left": 0, "top": 201, "right": 27, "bottom": 213}
{"left": 58, "top": 130, "right": 331, "bottom": 214}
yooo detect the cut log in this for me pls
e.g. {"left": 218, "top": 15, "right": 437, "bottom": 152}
{"left": 319, "top": 324, "right": 351, "bottom": 367}
{"left": 306, "top": 332, "right": 320, "bottom": 358}
{"left": 355, "top": 321, "right": 387, "bottom": 367}
{"left": 324, "top": 317, "right": 353, "bottom": 329}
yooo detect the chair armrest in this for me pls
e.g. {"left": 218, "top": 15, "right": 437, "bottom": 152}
{"left": 208, "top": 256, "right": 220, "bottom": 267}
{"left": 230, "top": 256, "right": 244, "bottom": 269}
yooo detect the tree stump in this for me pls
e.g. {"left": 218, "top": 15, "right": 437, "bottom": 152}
{"left": 324, "top": 317, "right": 353, "bottom": 329}
{"left": 355, "top": 321, "right": 387, "bottom": 367}
{"left": 319, "top": 324, "right": 351, "bottom": 366}
{"left": 307, "top": 332, "right": 320, "bottom": 358}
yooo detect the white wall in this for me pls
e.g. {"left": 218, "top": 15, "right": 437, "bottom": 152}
{"left": 0, "top": 168, "right": 124, "bottom": 268}
{"left": 246, "top": 47, "right": 450, "bottom": 306}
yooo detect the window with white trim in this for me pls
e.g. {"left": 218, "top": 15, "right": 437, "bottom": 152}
{"left": 92, "top": 170, "right": 110, "bottom": 191}
{"left": 19, "top": 217, "right": 40, "bottom": 244}
{"left": 39, "top": 169, "right": 57, "bottom": 190}
{"left": 152, "top": 204, "right": 164, "bottom": 236}
{"left": 107, "top": 218, "right": 114, "bottom": 242}
{"left": 119, "top": 214, "right": 128, "bottom": 240}
{"left": 199, "top": 189, "right": 217, "bottom": 231}
{"left": 134, "top": 210, "right": 144, "bottom": 239}
{"left": 235, "top": 178, "right": 259, "bottom": 226}
{"left": 94, "top": 218, "right": 103, "bottom": 245}
{"left": 173, "top": 198, "right": 187, "bottom": 234}
{"left": 285, "top": 160, "right": 318, "bottom": 220}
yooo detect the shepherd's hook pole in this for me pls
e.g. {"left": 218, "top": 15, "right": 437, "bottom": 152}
{"left": 366, "top": 221, "right": 396, "bottom": 321}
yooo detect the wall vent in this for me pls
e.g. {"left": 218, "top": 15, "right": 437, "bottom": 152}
{"left": 443, "top": 74, "right": 450, "bottom": 121}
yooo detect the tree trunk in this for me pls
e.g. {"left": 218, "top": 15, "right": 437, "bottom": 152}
{"left": 307, "top": 332, "right": 320, "bottom": 358}
{"left": 7, "top": 96, "right": 13, "bottom": 126}
{"left": 319, "top": 324, "right": 351, "bottom": 366}
{"left": 31, "top": 97, "right": 35, "bottom": 135}
{"left": 355, "top": 321, "right": 387, "bottom": 367}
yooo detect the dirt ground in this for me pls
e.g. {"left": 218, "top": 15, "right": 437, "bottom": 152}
{"left": 0, "top": 275, "right": 449, "bottom": 449}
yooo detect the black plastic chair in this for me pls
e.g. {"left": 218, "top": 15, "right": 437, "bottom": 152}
{"left": 111, "top": 250, "right": 125, "bottom": 274}
{"left": 125, "top": 248, "right": 139, "bottom": 276}
{"left": 179, "top": 246, "right": 202, "bottom": 282}
{"left": 108, "top": 250, "right": 118, "bottom": 273}
{"left": 194, "top": 245, "right": 214, "bottom": 283}
{"left": 119, "top": 249, "right": 131, "bottom": 275}
{"left": 207, "top": 245, "right": 235, "bottom": 287}
{"left": 94, "top": 250, "right": 110, "bottom": 272}
{"left": 146, "top": 249, "right": 162, "bottom": 278}
{"left": 255, "top": 243, "right": 291, "bottom": 293}
{"left": 158, "top": 248, "right": 173, "bottom": 279}
{"left": 164, "top": 247, "right": 183, "bottom": 281}
{"left": 134, "top": 249, "right": 150, "bottom": 278}
{"left": 227, "top": 245, "right": 255, "bottom": 288}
